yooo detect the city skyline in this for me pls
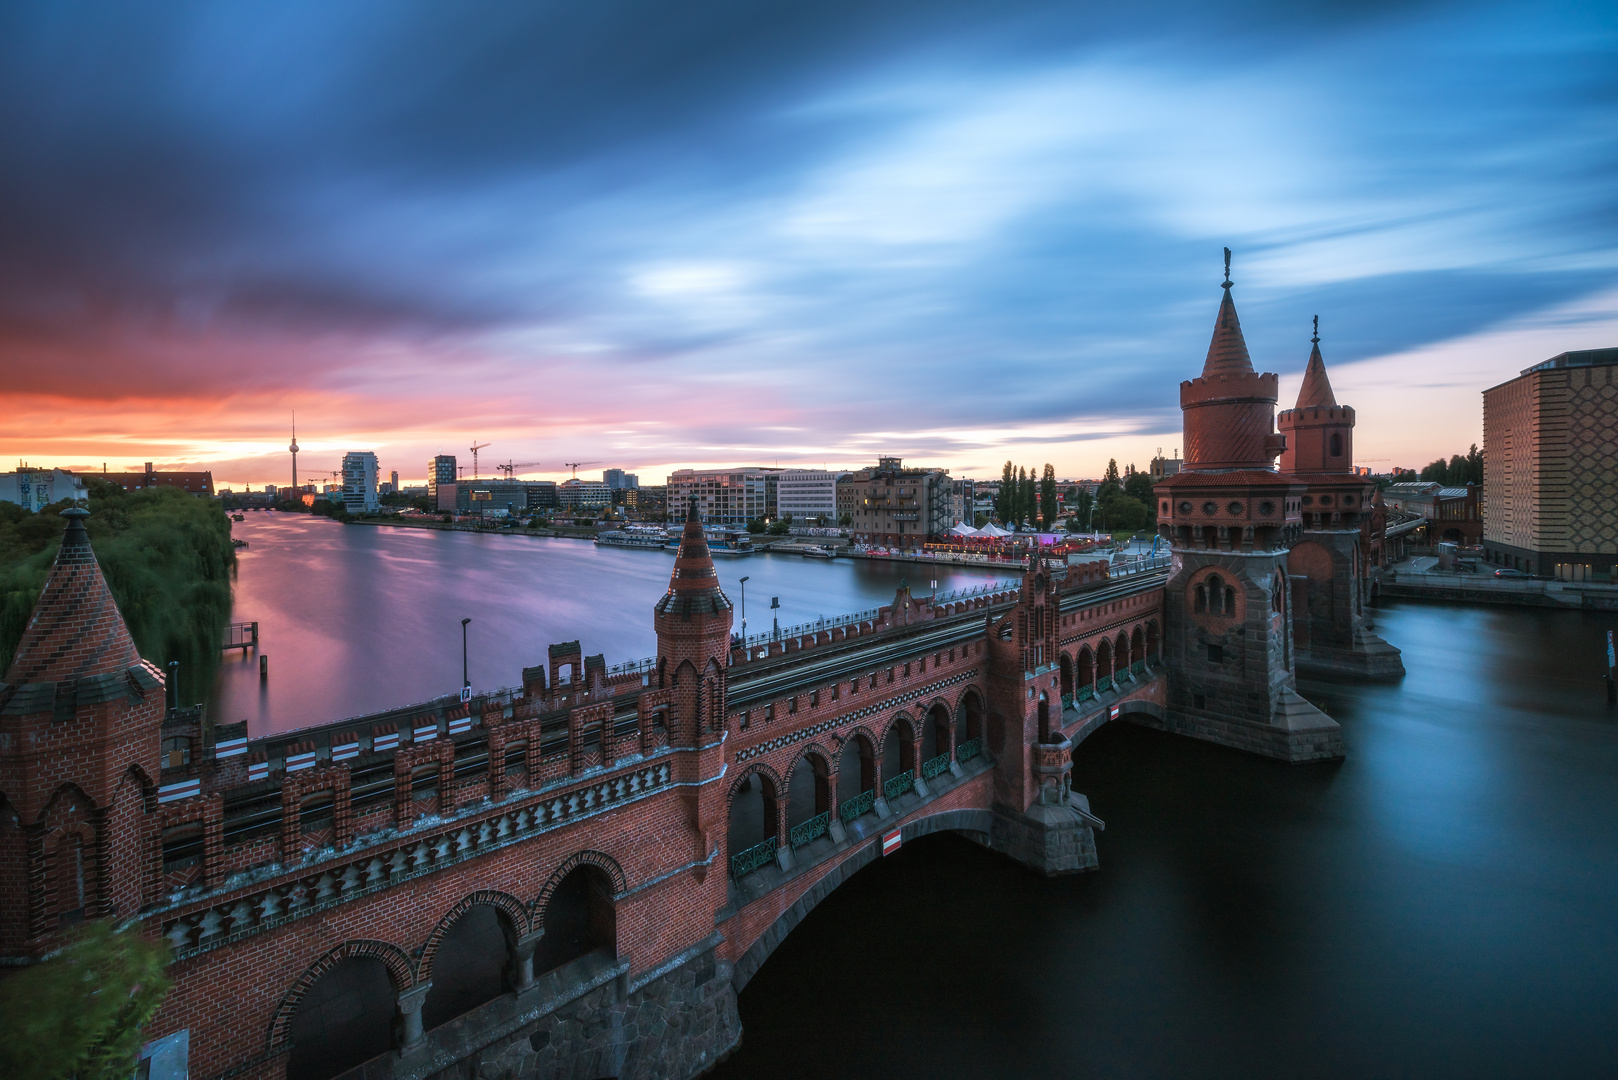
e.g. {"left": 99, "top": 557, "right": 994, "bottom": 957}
{"left": 3, "top": 2, "right": 1615, "bottom": 488}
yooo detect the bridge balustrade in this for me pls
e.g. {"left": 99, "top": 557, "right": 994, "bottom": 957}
{"left": 1097, "top": 675, "right": 1113, "bottom": 693}
{"left": 884, "top": 772, "right": 915, "bottom": 801}
{"left": 920, "top": 753, "right": 951, "bottom": 781}
{"left": 839, "top": 789, "right": 875, "bottom": 823}
{"left": 956, "top": 737, "right": 982, "bottom": 763}
{"left": 730, "top": 836, "right": 778, "bottom": 880}
{"left": 790, "top": 812, "right": 831, "bottom": 849}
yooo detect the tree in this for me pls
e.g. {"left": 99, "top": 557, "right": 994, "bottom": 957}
{"left": 745, "top": 518, "right": 766, "bottom": 534}
{"left": 838, "top": 511, "right": 852, "bottom": 527}
{"left": 1123, "top": 468, "right": 1154, "bottom": 508}
{"left": 0, "top": 922, "right": 171, "bottom": 1080}
{"left": 1040, "top": 464, "right": 1057, "bottom": 530}
{"left": 998, "top": 461, "right": 1014, "bottom": 522}
{"left": 1069, "top": 486, "right": 1095, "bottom": 528}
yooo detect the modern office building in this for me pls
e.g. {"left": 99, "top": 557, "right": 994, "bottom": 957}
{"left": 836, "top": 457, "right": 951, "bottom": 548}
{"left": 0, "top": 468, "right": 87, "bottom": 512}
{"left": 776, "top": 470, "right": 845, "bottom": 522}
{"left": 342, "top": 452, "right": 380, "bottom": 514}
{"left": 557, "top": 479, "right": 612, "bottom": 511}
{"left": 1482, "top": 347, "right": 1618, "bottom": 580}
{"left": 428, "top": 455, "right": 458, "bottom": 512}
{"left": 603, "top": 469, "right": 640, "bottom": 490}
{"left": 665, "top": 468, "right": 780, "bottom": 526}
{"left": 463, "top": 481, "right": 558, "bottom": 516}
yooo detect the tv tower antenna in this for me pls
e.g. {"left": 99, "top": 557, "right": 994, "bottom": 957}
{"left": 289, "top": 412, "right": 299, "bottom": 494}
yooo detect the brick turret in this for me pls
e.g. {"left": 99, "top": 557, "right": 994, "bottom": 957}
{"left": 1278, "top": 325, "right": 1355, "bottom": 475}
{"left": 1179, "top": 270, "right": 1288, "bottom": 471}
{"left": 654, "top": 499, "right": 734, "bottom": 745}
{"left": 0, "top": 508, "right": 164, "bottom": 952}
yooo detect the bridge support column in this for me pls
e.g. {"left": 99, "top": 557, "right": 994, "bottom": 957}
{"left": 395, "top": 981, "right": 432, "bottom": 1052}
{"left": 988, "top": 738, "right": 1098, "bottom": 875}
{"left": 512, "top": 929, "right": 544, "bottom": 992}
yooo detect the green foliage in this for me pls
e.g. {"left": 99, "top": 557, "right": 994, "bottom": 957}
{"left": 1123, "top": 468, "right": 1155, "bottom": 506}
{"left": 1040, "top": 464, "right": 1057, "bottom": 530}
{"left": 1069, "top": 486, "right": 1094, "bottom": 526}
{"left": 0, "top": 482, "right": 234, "bottom": 701}
{"left": 745, "top": 518, "right": 766, "bottom": 534}
{"left": 767, "top": 519, "right": 790, "bottom": 535}
{"left": 0, "top": 922, "right": 171, "bottom": 1080}
{"left": 838, "top": 512, "right": 852, "bottom": 527}
{"left": 1418, "top": 444, "right": 1483, "bottom": 486}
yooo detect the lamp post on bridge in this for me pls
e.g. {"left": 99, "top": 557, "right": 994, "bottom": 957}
{"left": 460, "top": 618, "right": 471, "bottom": 703}
{"left": 738, "top": 576, "right": 749, "bottom": 644}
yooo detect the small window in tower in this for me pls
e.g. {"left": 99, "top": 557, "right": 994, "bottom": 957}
{"left": 1193, "top": 693, "right": 1207, "bottom": 709}
{"left": 1207, "top": 644, "right": 1224, "bottom": 663}
{"left": 1195, "top": 585, "right": 1208, "bottom": 613}
{"left": 1330, "top": 433, "right": 1343, "bottom": 456}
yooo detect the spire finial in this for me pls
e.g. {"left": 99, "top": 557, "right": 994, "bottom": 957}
{"left": 1222, "top": 247, "right": 1232, "bottom": 289}
{"left": 1311, "top": 314, "right": 1319, "bottom": 344}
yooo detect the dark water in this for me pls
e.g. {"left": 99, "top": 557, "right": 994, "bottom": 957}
{"left": 711, "top": 601, "right": 1618, "bottom": 1080}
{"left": 212, "top": 513, "right": 1018, "bottom": 736}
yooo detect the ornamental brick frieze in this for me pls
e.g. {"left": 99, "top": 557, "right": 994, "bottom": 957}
{"left": 732, "top": 669, "right": 978, "bottom": 762}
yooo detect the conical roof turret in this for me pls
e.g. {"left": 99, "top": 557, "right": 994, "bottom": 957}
{"left": 1202, "top": 280, "right": 1254, "bottom": 378}
{"left": 3, "top": 508, "right": 141, "bottom": 686}
{"left": 1294, "top": 334, "right": 1338, "bottom": 409}
{"left": 655, "top": 500, "right": 732, "bottom": 618}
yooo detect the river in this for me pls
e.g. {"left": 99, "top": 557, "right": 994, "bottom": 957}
{"left": 211, "top": 513, "right": 1020, "bottom": 737}
{"left": 217, "top": 515, "right": 1618, "bottom": 1077}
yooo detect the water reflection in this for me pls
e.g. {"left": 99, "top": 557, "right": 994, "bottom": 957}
{"left": 212, "top": 513, "right": 1018, "bottom": 736}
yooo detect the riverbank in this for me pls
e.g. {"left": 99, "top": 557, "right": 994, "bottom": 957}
{"left": 1384, "top": 557, "right": 1618, "bottom": 610}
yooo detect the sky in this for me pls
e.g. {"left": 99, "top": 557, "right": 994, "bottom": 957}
{"left": 2, "top": 0, "right": 1615, "bottom": 489}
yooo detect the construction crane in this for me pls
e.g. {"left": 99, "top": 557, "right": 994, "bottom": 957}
{"left": 469, "top": 442, "right": 491, "bottom": 480}
{"left": 562, "top": 461, "right": 601, "bottom": 478}
{"left": 495, "top": 460, "right": 543, "bottom": 479}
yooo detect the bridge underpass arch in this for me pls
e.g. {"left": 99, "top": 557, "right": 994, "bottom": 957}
{"left": 420, "top": 900, "right": 519, "bottom": 1031}
{"left": 1070, "top": 698, "right": 1166, "bottom": 751}
{"left": 275, "top": 940, "right": 416, "bottom": 1080}
{"left": 730, "top": 809, "right": 996, "bottom": 992}
{"left": 534, "top": 860, "right": 619, "bottom": 977}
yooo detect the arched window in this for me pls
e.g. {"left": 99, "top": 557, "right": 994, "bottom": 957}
{"left": 1207, "top": 575, "right": 1224, "bottom": 614}
{"left": 536, "top": 867, "right": 616, "bottom": 975}
{"left": 423, "top": 906, "right": 514, "bottom": 1030}
{"left": 1225, "top": 586, "right": 1236, "bottom": 613}
{"left": 1195, "top": 584, "right": 1208, "bottom": 613}
{"left": 287, "top": 958, "right": 397, "bottom": 1080}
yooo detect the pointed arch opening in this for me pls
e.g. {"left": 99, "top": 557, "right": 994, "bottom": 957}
{"left": 535, "top": 865, "right": 617, "bottom": 976}
{"left": 422, "top": 904, "right": 517, "bottom": 1031}
{"left": 285, "top": 957, "right": 399, "bottom": 1080}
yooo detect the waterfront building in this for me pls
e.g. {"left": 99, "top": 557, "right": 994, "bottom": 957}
{"left": 107, "top": 463, "right": 215, "bottom": 498}
{"left": 603, "top": 469, "right": 639, "bottom": 490}
{"left": 342, "top": 452, "right": 380, "bottom": 515}
{"left": 1149, "top": 452, "right": 1182, "bottom": 481}
{"left": 836, "top": 457, "right": 951, "bottom": 548}
{"left": 464, "top": 480, "right": 557, "bottom": 516}
{"left": 665, "top": 467, "right": 780, "bottom": 526}
{"left": 557, "top": 478, "right": 612, "bottom": 511}
{"left": 1482, "top": 347, "right": 1618, "bottom": 580}
{"left": 1383, "top": 482, "right": 1482, "bottom": 545}
{"left": 428, "top": 455, "right": 457, "bottom": 512}
{"left": 776, "top": 469, "right": 845, "bottom": 523}
{"left": 389, "top": 470, "right": 400, "bottom": 492}
{"left": 0, "top": 467, "right": 87, "bottom": 511}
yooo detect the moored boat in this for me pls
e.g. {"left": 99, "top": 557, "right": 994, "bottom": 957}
{"left": 595, "top": 525, "right": 673, "bottom": 550}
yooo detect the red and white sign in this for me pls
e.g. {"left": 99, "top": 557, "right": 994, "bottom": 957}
{"left": 882, "top": 829, "right": 902, "bottom": 856}
{"left": 1109, "top": 705, "right": 1120, "bottom": 720}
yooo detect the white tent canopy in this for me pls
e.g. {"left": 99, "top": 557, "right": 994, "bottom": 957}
{"left": 974, "top": 522, "right": 1013, "bottom": 538}
{"left": 949, "top": 522, "right": 980, "bottom": 536}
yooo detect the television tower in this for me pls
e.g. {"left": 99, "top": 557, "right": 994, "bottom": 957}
{"left": 289, "top": 413, "right": 299, "bottom": 495}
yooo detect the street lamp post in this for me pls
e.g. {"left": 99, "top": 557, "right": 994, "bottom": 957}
{"left": 738, "top": 576, "right": 749, "bottom": 642}
{"left": 460, "top": 618, "right": 471, "bottom": 702}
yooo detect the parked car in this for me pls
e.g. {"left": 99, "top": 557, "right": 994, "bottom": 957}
{"left": 1494, "top": 568, "right": 1529, "bottom": 578}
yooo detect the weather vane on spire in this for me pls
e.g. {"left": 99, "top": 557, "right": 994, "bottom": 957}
{"left": 1312, "top": 315, "right": 1319, "bottom": 344}
{"left": 1222, "top": 247, "right": 1232, "bottom": 288}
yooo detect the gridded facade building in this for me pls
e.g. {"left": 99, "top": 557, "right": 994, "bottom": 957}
{"left": 665, "top": 468, "right": 779, "bottom": 526}
{"left": 342, "top": 452, "right": 379, "bottom": 515}
{"left": 428, "top": 455, "right": 457, "bottom": 512}
{"left": 775, "top": 470, "right": 844, "bottom": 523}
{"left": 1483, "top": 347, "right": 1618, "bottom": 580}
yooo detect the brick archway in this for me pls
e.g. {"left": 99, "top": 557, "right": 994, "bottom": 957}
{"left": 533, "top": 850, "right": 627, "bottom": 914}
{"left": 416, "top": 889, "right": 532, "bottom": 985}
{"left": 268, "top": 939, "right": 417, "bottom": 1050}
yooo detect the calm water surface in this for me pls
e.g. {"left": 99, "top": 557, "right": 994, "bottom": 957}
{"left": 218, "top": 518, "right": 1618, "bottom": 1076}
{"left": 712, "top": 600, "right": 1618, "bottom": 1080}
{"left": 212, "top": 513, "right": 1018, "bottom": 736}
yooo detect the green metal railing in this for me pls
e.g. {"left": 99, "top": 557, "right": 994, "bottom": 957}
{"left": 956, "top": 737, "right": 982, "bottom": 763}
{"left": 839, "top": 789, "right": 875, "bottom": 823}
{"left": 1075, "top": 685, "right": 1095, "bottom": 703}
{"left": 884, "top": 772, "right": 915, "bottom": 801}
{"left": 1061, "top": 692, "right": 1074, "bottom": 710}
{"left": 921, "top": 753, "right": 951, "bottom": 781}
{"left": 1131, "top": 660, "right": 1146, "bottom": 676}
{"left": 790, "top": 812, "right": 830, "bottom": 849}
{"left": 1097, "top": 675, "right": 1113, "bottom": 693}
{"left": 730, "top": 835, "right": 777, "bottom": 880}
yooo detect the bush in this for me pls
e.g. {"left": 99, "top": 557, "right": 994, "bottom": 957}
{"left": 0, "top": 482, "right": 235, "bottom": 702}
{"left": 0, "top": 905, "right": 171, "bottom": 1080}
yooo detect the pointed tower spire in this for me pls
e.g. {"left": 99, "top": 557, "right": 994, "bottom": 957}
{"left": 4, "top": 508, "right": 140, "bottom": 686}
{"left": 1294, "top": 316, "right": 1337, "bottom": 409}
{"left": 655, "top": 500, "right": 732, "bottom": 618}
{"left": 1202, "top": 248, "right": 1254, "bottom": 377}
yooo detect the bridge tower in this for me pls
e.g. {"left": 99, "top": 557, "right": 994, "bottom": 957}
{"left": 654, "top": 498, "right": 735, "bottom": 873}
{"left": 0, "top": 508, "right": 166, "bottom": 956}
{"left": 1277, "top": 327, "right": 1405, "bottom": 678}
{"left": 983, "top": 565, "right": 1099, "bottom": 873}
{"left": 1151, "top": 259, "right": 1344, "bottom": 762}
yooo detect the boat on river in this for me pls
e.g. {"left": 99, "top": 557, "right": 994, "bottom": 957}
{"left": 700, "top": 529, "right": 755, "bottom": 556}
{"left": 594, "top": 525, "right": 673, "bottom": 550}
